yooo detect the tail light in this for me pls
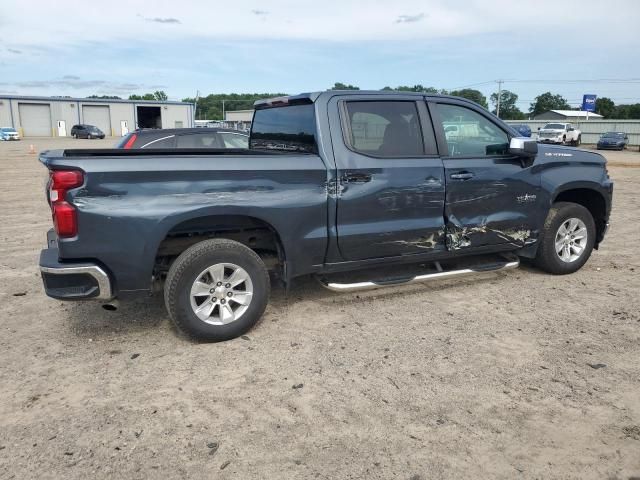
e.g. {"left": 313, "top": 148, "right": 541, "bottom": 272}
{"left": 122, "top": 133, "right": 137, "bottom": 149}
{"left": 49, "top": 170, "right": 84, "bottom": 238}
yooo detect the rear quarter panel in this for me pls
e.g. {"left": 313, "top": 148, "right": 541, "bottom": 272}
{"left": 46, "top": 153, "right": 328, "bottom": 293}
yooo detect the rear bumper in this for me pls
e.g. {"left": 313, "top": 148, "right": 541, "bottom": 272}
{"left": 39, "top": 247, "right": 113, "bottom": 301}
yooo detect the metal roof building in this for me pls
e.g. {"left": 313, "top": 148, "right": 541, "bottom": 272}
{"left": 533, "top": 110, "right": 604, "bottom": 121}
{"left": 0, "top": 95, "right": 194, "bottom": 137}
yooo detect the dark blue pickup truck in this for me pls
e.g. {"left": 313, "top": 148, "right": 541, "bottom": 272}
{"left": 39, "top": 91, "right": 613, "bottom": 341}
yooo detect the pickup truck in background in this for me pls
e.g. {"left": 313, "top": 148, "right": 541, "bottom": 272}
{"left": 39, "top": 91, "right": 613, "bottom": 341}
{"left": 537, "top": 122, "right": 582, "bottom": 146}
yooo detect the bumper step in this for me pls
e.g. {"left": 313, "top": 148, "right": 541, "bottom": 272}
{"left": 316, "top": 253, "right": 520, "bottom": 292}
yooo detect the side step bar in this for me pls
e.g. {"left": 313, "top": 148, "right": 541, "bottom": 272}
{"left": 317, "top": 254, "right": 520, "bottom": 293}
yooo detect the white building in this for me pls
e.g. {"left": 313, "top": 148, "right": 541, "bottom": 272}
{"left": 0, "top": 95, "right": 194, "bottom": 137}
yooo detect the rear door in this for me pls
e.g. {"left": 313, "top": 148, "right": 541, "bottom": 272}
{"left": 429, "top": 99, "right": 542, "bottom": 250}
{"left": 332, "top": 95, "right": 446, "bottom": 261}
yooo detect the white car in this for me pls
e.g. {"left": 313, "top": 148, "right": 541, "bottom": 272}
{"left": 0, "top": 127, "right": 20, "bottom": 141}
{"left": 537, "top": 123, "right": 581, "bottom": 146}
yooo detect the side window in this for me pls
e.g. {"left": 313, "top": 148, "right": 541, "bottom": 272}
{"left": 344, "top": 101, "right": 424, "bottom": 157}
{"left": 219, "top": 133, "right": 249, "bottom": 148}
{"left": 176, "top": 133, "right": 221, "bottom": 148}
{"left": 141, "top": 135, "right": 176, "bottom": 148}
{"left": 434, "top": 103, "right": 509, "bottom": 157}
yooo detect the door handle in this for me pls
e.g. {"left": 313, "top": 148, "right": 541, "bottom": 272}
{"left": 342, "top": 172, "right": 372, "bottom": 183}
{"left": 450, "top": 172, "right": 474, "bottom": 180}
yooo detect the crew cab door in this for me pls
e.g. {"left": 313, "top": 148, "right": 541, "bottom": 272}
{"left": 330, "top": 96, "right": 446, "bottom": 261}
{"left": 429, "top": 100, "right": 542, "bottom": 250}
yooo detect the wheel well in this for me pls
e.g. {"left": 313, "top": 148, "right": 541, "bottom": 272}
{"left": 154, "top": 215, "right": 285, "bottom": 277}
{"left": 554, "top": 189, "right": 607, "bottom": 243}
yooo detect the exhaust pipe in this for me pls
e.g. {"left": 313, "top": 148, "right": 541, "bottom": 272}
{"left": 102, "top": 299, "right": 120, "bottom": 311}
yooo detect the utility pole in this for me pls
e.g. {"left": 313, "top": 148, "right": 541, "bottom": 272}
{"left": 496, "top": 79, "right": 504, "bottom": 118}
{"left": 222, "top": 100, "right": 225, "bottom": 121}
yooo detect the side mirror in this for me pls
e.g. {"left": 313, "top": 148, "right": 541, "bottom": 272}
{"left": 509, "top": 137, "right": 537, "bottom": 165}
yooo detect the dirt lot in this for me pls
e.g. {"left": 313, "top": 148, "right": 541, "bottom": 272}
{"left": 1, "top": 138, "right": 639, "bottom": 479}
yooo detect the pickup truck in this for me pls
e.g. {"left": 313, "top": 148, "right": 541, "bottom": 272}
{"left": 39, "top": 91, "right": 613, "bottom": 341}
{"left": 537, "top": 122, "right": 582, "bottom": 146}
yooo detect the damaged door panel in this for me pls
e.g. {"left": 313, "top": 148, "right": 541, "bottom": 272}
{"left": 430, "top": 101, "right": 542, "bottom": 251}
{"left": 331, "top": 97, "right": 447, "bottom": 261}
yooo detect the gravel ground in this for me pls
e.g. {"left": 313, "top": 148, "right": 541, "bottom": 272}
{"left": 1, "top": 138, "right": 639, "bottom": 479}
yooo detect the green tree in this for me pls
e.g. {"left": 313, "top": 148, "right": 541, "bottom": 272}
{"left": 87, "top": 95, "right": 122, "bottom": 99}
{"left": 128, "top": 93, "right": 156, "bottom": 101}
{"left": 330, "top": 82, "right": 360, "bottom": 90}
{"left": 614, "top": 103, "right": 640, "bottom": 119}
{"left": 449, "top": 88, "right": 488, "bottom": 109}
{"left": 381, "top": 85, "right": 444, "bottom": 94}
{"left": 182, "top": 92, "right": 289, "bottom": 120}
{"left": 529, "top": 92, "right": 570, "bottom": 116}
{"left": 490, "top": 89, "right": 524, "bottom": 119}
{"left": 595, "top": 97, "right": 615, "bottom": 118}
{"left": 153, "top": 90, "right": 168, "bottom": 101}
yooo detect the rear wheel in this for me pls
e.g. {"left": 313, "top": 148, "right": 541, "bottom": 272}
{"left": 534, "top": 202, "right": 595, "bottom": 275}
{"left": 164, "top": 239, "right": 270, "bottom": 342}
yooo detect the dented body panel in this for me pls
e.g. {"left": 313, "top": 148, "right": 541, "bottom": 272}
{"left": 39, "top": 90, "right": 613, "bottom": 300}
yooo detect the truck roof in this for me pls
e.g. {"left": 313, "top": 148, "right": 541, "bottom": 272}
{"left": 254, "top": 90, "right": 482, "bottom": 109}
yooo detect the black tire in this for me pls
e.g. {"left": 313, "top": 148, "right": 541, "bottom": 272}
{"left": 534, "top": 202, "right": 596, "bottom": 275}
{"left": 164, "top": 239, "right": 270, "bottom": 342}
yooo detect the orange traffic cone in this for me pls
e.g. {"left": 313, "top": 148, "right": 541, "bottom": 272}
{"left": 29, "top": 144, "right": 36, "bottom": 154}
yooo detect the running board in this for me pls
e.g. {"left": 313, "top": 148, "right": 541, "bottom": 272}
{"left": 317, "top": 254, "right": 520, "bottom": 293}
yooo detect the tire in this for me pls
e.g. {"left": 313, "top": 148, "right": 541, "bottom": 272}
{"left": 164, "top": 239, "right": 270, "bottom": 342}
{"left": 534, "top": 202, "right": 596, "bottom": 275}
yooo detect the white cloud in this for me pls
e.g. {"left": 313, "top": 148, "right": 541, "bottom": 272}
{"left": 1, "top": 0, "right": 637, "bottom": 49}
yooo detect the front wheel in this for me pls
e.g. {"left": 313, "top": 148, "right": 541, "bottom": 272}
{"left": 534, "top": 202, "right": 596, "bottom": 275}
{"left": 164, "top": 239, "right": 270, "bottom": 342}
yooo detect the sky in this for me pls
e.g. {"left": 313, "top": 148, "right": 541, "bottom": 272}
{"left": 1, "top": 0, "right": 639, "bottom": 111}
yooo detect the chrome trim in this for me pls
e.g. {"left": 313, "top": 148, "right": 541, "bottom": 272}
{"left": 319, "top": 256, "right": 520, "bottom": 293}
{"left": 140, "top": 135, "right": 176, "bottom": 148}
{"left": 40, "top": 264, "right": 113, "bottom": 300}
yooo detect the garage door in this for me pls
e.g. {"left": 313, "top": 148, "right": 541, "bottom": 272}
{"left": 82, "top": 105, "right": 112, "bottom": 136}
{"left": 18, "top": 103, "right": 52, "bottom": 137}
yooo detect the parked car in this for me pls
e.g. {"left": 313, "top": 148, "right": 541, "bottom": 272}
{"left": 0, "top": 127, "right": 20, "bottom": 141}
{"left": 597, "top": 132, "right": 629, "bottom": 150}
{"left": 537, "top": 123, "right": 582, "bottom": 146}
{"left": 70, "top": 124, "right": 105, "bottom": 139}
{"left": 116, "top": 128, "right": 249, "bottom": 149}
{"left": 38, "top": 91, "right": 613, "bottom": 342}
{"left": 510, "top": 124, "right": 532, "bottom": 137}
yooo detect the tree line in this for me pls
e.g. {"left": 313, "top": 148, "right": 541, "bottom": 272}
{"left": 86, "top": 85, "right": 640, "bottom": 120}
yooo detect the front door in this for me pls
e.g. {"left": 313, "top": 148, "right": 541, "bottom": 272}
{"left": 332, "top": 97, "right": 446, "bottom": 261}
{"left": 429, "top": 100, "right": 542, "bottom": 250}
{"left": 120, "top": 120, "right": 129, "bottom": 136}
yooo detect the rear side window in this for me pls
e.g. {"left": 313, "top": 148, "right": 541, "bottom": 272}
{"left": 176, "top": 133, "right": 221, "bottom": 148}
{"left": 219, "top": 133, "right": 248, "bottom": 148}
{"left": 344, "top": 101, "right": 424, "bottom": 157}
{"left": 250, "top": 104, "right": 317, "bottom": 153}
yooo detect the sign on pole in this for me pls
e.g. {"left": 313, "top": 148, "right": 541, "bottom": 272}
{"left": 582, "top": 94, "right": 597, "bottom": 112}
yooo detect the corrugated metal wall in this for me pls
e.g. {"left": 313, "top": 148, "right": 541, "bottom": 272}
{"left": 505, "top": 120, "right": 640, "bottom": 145}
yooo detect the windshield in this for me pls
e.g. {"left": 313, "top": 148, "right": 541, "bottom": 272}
{"left": 543, "top": 123, "right": 566, "bottom": 130}
{"left": 1, "top": 128, "right": 17, "bottom": 133}
{"left": 89, "top": 126, "right": 102, "bottom": 133}
{"left": 602, "top": 132, "right": 624, "bottom": 138}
